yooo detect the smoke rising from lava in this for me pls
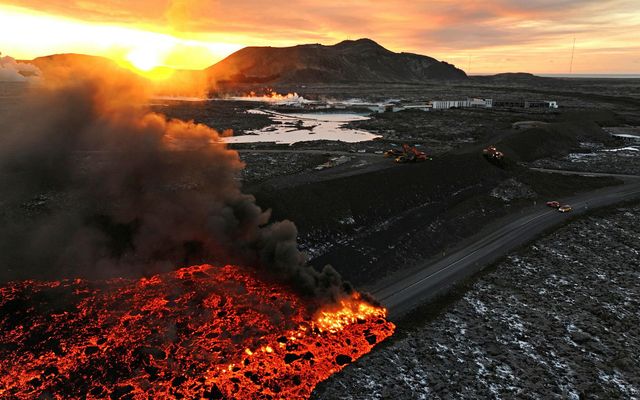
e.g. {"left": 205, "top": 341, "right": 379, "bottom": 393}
{"left": 0, "top": 60, "right": 346, "bottom": 300}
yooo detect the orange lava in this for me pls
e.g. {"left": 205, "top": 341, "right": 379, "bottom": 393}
{"left": 0, "top": 264, "right": 394, "bottom": 399}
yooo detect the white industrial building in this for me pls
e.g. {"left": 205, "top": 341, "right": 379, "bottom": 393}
{"left": 493, "top": 100, "right": 558, "bottom": 109}
{"left": 371, "top": 97, "right": 557, "bottom": 113}
{"left": 429, "top": 98, "right": 493, "bottom": 110}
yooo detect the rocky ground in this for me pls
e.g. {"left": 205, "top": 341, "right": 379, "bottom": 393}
{"left": 346, "top": 108, "right": 506, "bottom": 154}
{"left": 238, "top": 151, "right": 327, "bottom": 183}
{"left": 3, "top": 77, "right": 640, "bottom": 399}
{"left": 313, "top": 203, "right": 640, "bottom": 399}
{"left": 532, "top": 137, "right": 640, "bottom": 176}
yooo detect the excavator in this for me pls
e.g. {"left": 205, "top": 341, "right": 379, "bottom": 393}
{"left": 392, "top": 144, "right": 432, "bottom": 163}
{"left": 383, "top": 148, "right": 404, "bottom": 158}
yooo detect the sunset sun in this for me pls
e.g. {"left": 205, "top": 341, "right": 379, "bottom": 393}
{"left": 121, "top": 46, "right": 176, "bottom": 80}
{"left": 126, "top": 47, "right": 163, "bottom": 72}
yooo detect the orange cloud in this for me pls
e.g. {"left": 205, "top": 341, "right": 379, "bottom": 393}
{"left": 1, "top": 0, "right": 639, "bottom": 73}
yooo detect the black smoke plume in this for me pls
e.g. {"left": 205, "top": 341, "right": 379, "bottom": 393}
{"left": 0, "top": 62, "right": 346, "bottom": 300}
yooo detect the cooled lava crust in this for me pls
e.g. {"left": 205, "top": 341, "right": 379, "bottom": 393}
{"left": 0, "top": 264, "right": 394, "bottom": 399}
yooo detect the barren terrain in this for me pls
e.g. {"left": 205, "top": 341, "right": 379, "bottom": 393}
{"left": 313, "top": 203, "right": 640, "bottom": 399}
{"left": 3, "top": 76, "right": 640, "bottom": 398}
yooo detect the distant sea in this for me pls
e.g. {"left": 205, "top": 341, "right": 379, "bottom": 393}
{"left": 539, "top": 74, "right": 640, "bottom": 79}
{"left": 470, "top": 73, "right": 640, "bottom": 79}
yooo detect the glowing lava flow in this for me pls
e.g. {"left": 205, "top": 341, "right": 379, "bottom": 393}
{"left": 314, "top": 297, "right": 386, "bottom": 334}
{"left": 0, "top": 264, "right": 394, "bottom": 399}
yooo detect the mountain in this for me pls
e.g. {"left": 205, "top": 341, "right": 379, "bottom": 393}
{"left": 471, "top": 72, "right": 556, "bottom": 83}
{"left": 30, "top": 53, "right": 122, "bottom": 73}
{"left": 206, "top": 38, "right": 467, "bottom": 84}
{"left": 26, "top": 39, "right": 467, "bottom": 86}
{"left": 28, "top": 54, "right": 207, "bottom": 96}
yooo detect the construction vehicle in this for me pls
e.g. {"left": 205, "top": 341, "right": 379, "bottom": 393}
{"left": 558, "top": 204, "right": 573, "bottom": 213}
{"left": 483, "top": 145, "right": 504, "bottom": 161}
{"left": 383, "top": 149, "right": 404, "bottom": 158}
{"left": 546, "top": 201, "right": 561, "bottom": 208}
{"left": 393, "top": 144, "right": 432, "bottom": 163}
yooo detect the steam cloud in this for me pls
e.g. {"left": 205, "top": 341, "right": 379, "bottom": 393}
{"left": 0, "top": 60, "right": 346, "bottom": 300}
{"left": 0, "top": 53, "right": 41, "bottom": 82}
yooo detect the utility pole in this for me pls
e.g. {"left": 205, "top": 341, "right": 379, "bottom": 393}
{"left": 569, "top": 38, "right": 576, "bottom": 74}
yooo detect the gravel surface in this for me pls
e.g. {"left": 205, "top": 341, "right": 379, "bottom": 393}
{"left": 313, "top": 203, "right": 640, "bottom": 399}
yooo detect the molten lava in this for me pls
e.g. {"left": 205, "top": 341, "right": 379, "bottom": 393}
{"left": 0, "top": 265, "right": 394, "bottom": 399}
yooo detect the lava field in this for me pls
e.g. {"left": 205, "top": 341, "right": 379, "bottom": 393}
{"left": 0, "top": 264, "right": 394, "bottom": 399}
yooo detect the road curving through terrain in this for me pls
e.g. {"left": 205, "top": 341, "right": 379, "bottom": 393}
{"left": 374, "top": 170, "right": 640, "bottom": 319}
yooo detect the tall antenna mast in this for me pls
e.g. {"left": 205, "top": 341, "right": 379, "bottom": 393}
{"left": 569, "top": 38, "right": 576, "bottom": 74}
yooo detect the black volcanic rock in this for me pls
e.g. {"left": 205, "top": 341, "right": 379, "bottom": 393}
{"left": 335, "top": 354, "right": 352, "bottom": 366}
{"left": 284, "top": 353, "right": 301, "bottom": 364}
{"left": 207, "top": 38, "right": 467, "bottom": 84}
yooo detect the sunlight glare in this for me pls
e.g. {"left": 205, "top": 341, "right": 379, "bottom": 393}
{"left": 127, "top": 47, "right": 164, "bottom": 71}
{"left": 0, "top": 4, "right": 241, "bottom": 71}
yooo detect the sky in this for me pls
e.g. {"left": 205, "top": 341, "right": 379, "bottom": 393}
{"left": 0, "top": 0, "right": 639, "bottom": 74}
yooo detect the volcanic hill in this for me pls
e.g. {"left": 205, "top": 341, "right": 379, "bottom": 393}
{"left": 206, "top": 38, "right": 467, "bottom": 84}
{"left": 30, "top": 53, "right": 120, "bottom": 70}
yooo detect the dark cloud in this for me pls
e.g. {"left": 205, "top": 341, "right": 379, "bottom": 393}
{"left": 0, "top": 61, "right": 348, "bottom": 301}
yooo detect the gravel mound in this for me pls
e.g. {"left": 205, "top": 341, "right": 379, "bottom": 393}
{"left": 498, "top": 121, "right": 612, "bottom": 162}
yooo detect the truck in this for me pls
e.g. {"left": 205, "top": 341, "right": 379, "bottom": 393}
{"left": 558, "top": 205, "right": 573, "bottom": 213}
{"left": 483, "top": 145, "right": 504, "bottom": 161}
{"left": 546, "top": 201, "right": 561, "bottom": 208}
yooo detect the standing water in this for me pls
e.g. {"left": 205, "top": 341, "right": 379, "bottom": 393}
{"left": 223, "top": 110, "right": 381, "bottom": 144}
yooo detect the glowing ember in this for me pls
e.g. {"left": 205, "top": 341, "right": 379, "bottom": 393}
{"left": 0, "top": 264, "right": 394, "bottom": 399}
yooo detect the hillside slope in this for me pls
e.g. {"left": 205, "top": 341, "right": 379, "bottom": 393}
{"left": 207, "top": 38, "right": 467, "bottom": 84}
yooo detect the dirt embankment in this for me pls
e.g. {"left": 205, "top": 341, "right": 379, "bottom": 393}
{"left": 253, "top": 150, "right": 618, "bottom": 287}
{"left": 497, "top": 119, "right": 614, "bottom": 163}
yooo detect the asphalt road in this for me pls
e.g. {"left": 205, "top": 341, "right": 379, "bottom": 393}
{"left": 529, "top": 167, "right": 640, "bottom": 180}
{"left": 373, "top": 175, "right": 640, "bottom": 320}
